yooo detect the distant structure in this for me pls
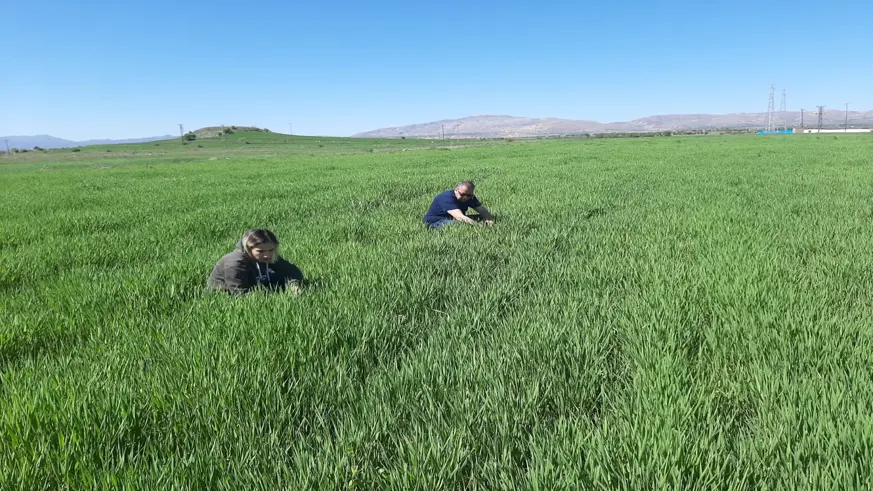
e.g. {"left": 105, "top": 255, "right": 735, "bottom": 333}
{"left": 799, "top": 128, "right": 871, "bottom": 134}
{"left": 844, "top": 103, "right": 849, "bottom": 131}
{"left": 759, "top": 84, "right": 791, "bottom": 134}
{"left": 779, "top": 89, "right": 787, "bottom": 130}
{"left": 758, "top": 93, "right": 871, "bottom": 135}
{"left": 756, "top": 128, "right": 794, "bottom": 135}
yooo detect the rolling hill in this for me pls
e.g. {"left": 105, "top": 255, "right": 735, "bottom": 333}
{"left": 354, "top": 110, "right": 873, "bottom": 138}
{"left": 0, "top": 134, "right": 175, "bottom": 150}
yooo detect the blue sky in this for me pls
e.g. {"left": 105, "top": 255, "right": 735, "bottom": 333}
{"left": 2, "top": 0, "right": 871, "bottom": 140}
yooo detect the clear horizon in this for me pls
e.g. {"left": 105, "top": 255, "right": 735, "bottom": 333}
{"left": 4, "top": 0, "right": 872, "bottom": 141}
{"left": 4, "top": 107, "right": 872, "bottom": 142}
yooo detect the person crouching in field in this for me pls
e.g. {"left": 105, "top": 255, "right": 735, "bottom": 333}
{"left": 207, "top": 229, "right": 304, "bottom": 295}
{"left": 423, "top": 180, "right": 495, "bottom": 229}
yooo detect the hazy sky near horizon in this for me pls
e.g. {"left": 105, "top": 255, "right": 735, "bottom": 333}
{"left": 3, "top": 0, "right": 871, "bottom": 140}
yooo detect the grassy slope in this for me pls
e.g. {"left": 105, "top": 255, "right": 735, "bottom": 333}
{"left": 4, "top": 131, "right": 503, "bottom": 169}
{"left": 2, "top": 134, "right": 873, "bottom": 488}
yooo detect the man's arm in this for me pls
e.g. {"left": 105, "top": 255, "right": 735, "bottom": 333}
{"left": 473, "top": 205, "right": 495, "bottom": 221}
{"left": 447, "top": 208, "right": 478, "bottom": 225}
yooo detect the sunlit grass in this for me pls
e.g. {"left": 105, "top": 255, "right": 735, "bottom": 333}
{"left": 2, "top": 134, "right": 873, "bottom": 488}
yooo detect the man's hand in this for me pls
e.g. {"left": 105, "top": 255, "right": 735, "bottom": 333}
{"left": 473, "top": 206, "right": 495, "bottom": 222}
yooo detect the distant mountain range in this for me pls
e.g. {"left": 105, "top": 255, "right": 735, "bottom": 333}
{"left": 353, "top": 110, "right": 873, "bottom": 138}
{"left": 6, "top": 108, "right": 873, "bottom": 149}
{"left": 0, "top": 134, "right": 175, "bottom": 150}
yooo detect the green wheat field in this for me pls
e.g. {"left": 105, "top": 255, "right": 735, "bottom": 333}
{"left": 2, "top": 132, "right": 873, "bottom": 489}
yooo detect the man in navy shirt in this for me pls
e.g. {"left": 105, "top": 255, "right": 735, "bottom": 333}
{"left": 423, "top": 180, "right": 495, "bottom": 229}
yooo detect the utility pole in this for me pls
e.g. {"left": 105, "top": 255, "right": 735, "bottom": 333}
{"left": 800, "top": 109, "right": 804, "bottom": 130}
{"left": 779, "top": 89, "right": 787, "bottom": 130}
{"left": 178, "top": 124, "right": 184, "bottom": 138}
{"left": 845, "top": 103, "right": 849, "bottom": 132}
{"left": 766, "top": 84, "right": 775, "bottom": 132}
{"left": 441, "top": 124, "right": 445, "bottom": 140}
{"left": 816, "top": 106, "right": 825, "bottom": 131}
{"left": 3, "top": 140, "right": 9, "bottom": 157}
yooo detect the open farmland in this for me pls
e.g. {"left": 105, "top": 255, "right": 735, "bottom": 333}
{"left": 2, "top": 133, "right": 873, "bottom": 488}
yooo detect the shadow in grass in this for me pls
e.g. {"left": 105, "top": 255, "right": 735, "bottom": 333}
{"left": 0, "top": 328, "right": 85, "bottom": 373}
{"left": 0, "top": 234, "right": 19, "bottom": 251}
{"left": 327, "top": 222, "right": 378, "bottom": 246}
{"left": 301, "top": 276, "right": 330, "bottom": 292}
{"left": 0, "top": 266, "right": 28, "bottom": 295}
{"left": 583, "top": 207, "right": 607, "bottom": 219}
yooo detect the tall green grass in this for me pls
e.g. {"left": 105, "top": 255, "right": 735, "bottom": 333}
{"left": 2, "top": 134, "right": 873, "bottom": 489}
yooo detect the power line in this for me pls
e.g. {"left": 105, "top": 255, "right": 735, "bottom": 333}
{"left": 816, "top": 106, "right": 825, "bottom": 131}
{"left": 800, "top": 109, "right": 804, "bottom": 130}
{"left": 178, "top": 124, "right": 184, "bottom": 138}
{"left": 766, "top": 84, "right": 775, "bottom": 132}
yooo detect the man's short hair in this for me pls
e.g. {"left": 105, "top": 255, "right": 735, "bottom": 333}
{"left": 457, "top": 180, "right": 475, "bottom": 190}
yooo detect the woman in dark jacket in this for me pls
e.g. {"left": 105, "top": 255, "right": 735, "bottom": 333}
{"left": 208, "top": 229, "right": 304, "bottom": 294}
